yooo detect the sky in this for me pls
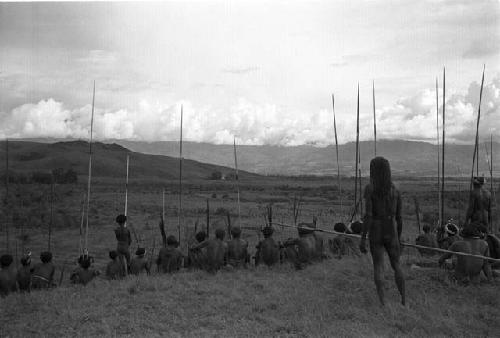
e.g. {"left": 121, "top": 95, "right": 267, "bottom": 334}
{"left": 0, "top": 0, "right": 499, "bottom": 146}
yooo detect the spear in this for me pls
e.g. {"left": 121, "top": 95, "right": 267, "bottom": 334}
{"left": 372, "top": 80, "right": 377, "bottom": 156}
{"left": 124, "top": 154, "right": 129, "bottom": 220}
{"left": 206, "top": 198, "right": 210, "bottom": 238}
{"left": 79, "top": 193, "right": 86, "bottom": 256}
{"left": 233, "top": 136, "right": 241, "bottom": 227}
{"left": 436, "top": 77, "right": 441, "bottom": 227}
{"left": 353, "top": 83, "right": 360, "bottom": 220}
{"left": 162, "top": 188, "right": 165, "bottom": 221}
{"left": 48, "top": 178, "right": 54, "bottom": 252}
{"left": 5, "top": 138, "right": 9, "bottom": 252}
{"left": 470, "top": 65, "right": 485, "bottom": 194}
{"left": 441, "top": 68, "right": 445, "bottom": 224}
{"left": 178, "top": 105, "right": 183, "bottom": 245}
{"left": 490, "top": 134, "right": 494, "bottom": 232}
{"left": 84, "top": 81, "right": 95, "bottom": 253}
{"left": 331, "top": 94, "right": 342, "bottom": 217}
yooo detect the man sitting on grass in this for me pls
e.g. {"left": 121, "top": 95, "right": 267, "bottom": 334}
{"left": 157, "top": 235, "right": 184, "bottom": 273}
{"left": 106, "top": 250, "right": 124, "bottom": 280}
{"left": 130, "top": 248, "right": 151, "bottom": 275}
{"left": 255, "top": 226, "right": 280, "bottom": 267}
{"left": 0, "top": 254, "right": 17, "bottom": 297}
{"left": 438, "top": 225, "right": 492, "bottom": 285}
{"left": 17, "top": 253, "right": 33, "bottom": 292}
{"left": 190, "top": 229, "right": 227, "bottom": 273}
{"left": 71, "top": 255, "right": 100, "bottom": 285}
{"left": 32, "top": 251, "right": 55, "bottom": 289}
{"left": 227, "top": 227, "right": 249, "bottom": 268}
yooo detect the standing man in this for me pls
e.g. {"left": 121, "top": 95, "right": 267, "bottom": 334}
{"left": 114, "top": 214, "right": 132, "bottom": 273}
{"left": 465, "top": 177, "right": 491, "bottom": 233}
{"left": 359, "top": 157, "right": 405, "bottom": 306}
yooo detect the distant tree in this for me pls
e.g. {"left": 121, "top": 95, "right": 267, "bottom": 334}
{"left": 31, "top": 172, "right": 53, "bottom": 184}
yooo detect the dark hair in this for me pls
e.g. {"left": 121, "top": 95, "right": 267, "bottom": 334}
{"left": 262, "top": 226, "right": 274, "bottom": 238}
{"left": 41, "top": 251, "right": 53, "bottom": 263}
{"left": 80, "top": 257, "right": 91, "bottom": 269}
{"left": 0, "top": 254, "right": 13, "bottom": 268}
{"left": 350, "top": 221, "right": 363, "bottom": 235}
{"left": 195, "top": 231, "right": 206, "bottom": 243}
{"left": 167, "top": 235, "right": 179, "bottom": 246}
{"left": 116, "top": 214, "right": 127, "bottom": 224}
{"left": 334, "top": 222, "right": 347, "bottom": 233}
{"left": 109, "top": 250, "right": 118, "bottom": 260}
{"left": 215, "top": 229, "right": 225, "bottom": 240}
{"left": 423, "top": 224, "right": 431, "bottom": 233}
{"left": 370, "top": 157, "right": 392, "bottom": 197}
{"left": 231, "top": 227, "right": 242, "bottom": 238}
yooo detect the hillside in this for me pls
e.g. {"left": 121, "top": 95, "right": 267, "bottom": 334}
{"left": 0, "top": 140, "right": 258, "bottom": 180}
{"left": 113, "top": 139, "right": 500, "bottom": 177}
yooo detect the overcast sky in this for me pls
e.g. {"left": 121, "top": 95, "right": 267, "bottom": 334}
{"left": 0, "top": 1, "right": 499, "bottom": 145}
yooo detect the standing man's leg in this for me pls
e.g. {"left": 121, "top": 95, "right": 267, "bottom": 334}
{"left": 370, "top": 243, "right": 386, "bottom": 306}
{"left": 386, "top": 241, "right": 405, "bottom": 305}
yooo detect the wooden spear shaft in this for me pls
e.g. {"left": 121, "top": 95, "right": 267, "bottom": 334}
{"left": 372, "top": 80, "right": 377, "bottom": 157}
{"left": 332, "top": 94, "right": 342, "bottom": 216}
{"left": 271, "top": 222, "right": 500, "bottom": 263}
{"left": 470, "top": 65, "right": 485, "bottom": 194}
{"left": 48, "top": 179, "right": 54, "bottom": 252}
{"left": 125, "top": 154, "right": 129, "bottom": 218}
{"left": 79, "top": 193, "right": 85, "bottom": 256}
{"left": 84, "top": 81, "right": 95, "bottom": 253}
{"left": 441, "top": 68, "right": 445, "bottom": 224}
{"left": 233, "top": 137, "right": 241, "bottom": 227}
{"left": 5, "top": 138, "right": 9, "bottom": 252}
{"left": 354, "top": 84, "right": 360, "bottom": 220}
{"left": 436, "top": 77, "right": 441, "bottom": 226}
{"left": 206, "top": 198, "right": 210, "bottom": 238}
{"left": 178, "top": 105, "right": 183, "bottom": 244}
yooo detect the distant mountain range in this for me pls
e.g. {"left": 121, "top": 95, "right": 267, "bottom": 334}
{"left": 6, "top": 138, "right": 500, "bottom": 177}
{"left": 0, "top": 140, "right": 258, "bottom": 180}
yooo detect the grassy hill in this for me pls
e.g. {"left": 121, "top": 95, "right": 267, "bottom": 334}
{"left": 0, "top": 140, "right": 258, "bottom": 180}
{"left": 1, "top": 258, "right": 499, "bottom": 337}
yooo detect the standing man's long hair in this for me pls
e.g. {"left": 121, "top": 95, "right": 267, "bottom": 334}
{"left": 370, "top": 157, "right": 392, "bottom": 197}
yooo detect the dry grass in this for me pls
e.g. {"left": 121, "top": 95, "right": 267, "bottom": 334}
{"left": 1, "top": 257, "right": 499, "bottom": 337}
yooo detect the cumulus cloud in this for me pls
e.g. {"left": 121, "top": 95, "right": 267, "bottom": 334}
{"left": 0, "top": 76, "right": 498, "bottom": 146}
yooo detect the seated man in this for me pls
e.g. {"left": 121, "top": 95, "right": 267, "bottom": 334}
{"left": 190, "top": 229, "right": 227, "bottom": 273}
{"left": 129, "top": 248, "right": 151, "bottom": 275}
{"left": 283, "top": 226, "right": 316, "bottom": 270}
{"left": 438, "top": 226, "right": 492, "bottom": 285}
{"left": 0, "top": 254, "right": 17, "bottom": 297}
{"left": 105, "top": 250, "right": 124, "bottom": 280}
{"left": 438, "top": 222, "right": 460, "bottom": 250}
{"left": 157, "top": 235, "right": 184, "bottom": 273}
{"left": 32, "top": 251, "right": 55, "bottom": 289}
{"left": 255, "top": 226, "right": 280, "bottom": 267}
{"left": 187, "top": 231, "right": 208, "bottom": 269}
{"left": 17, "top": 253, "right": 33, "bottom": 293}
{"left": 415, "top": 224, "right": 438, "bottom": 256}
{"left": 329, "top": 222, "right": 359, "bottom": 258}
{"left": 227, "top": 227, "right": 249, "bottom": 268}
{"left": 71, "top": 255, "right": 99, "bottom": 285}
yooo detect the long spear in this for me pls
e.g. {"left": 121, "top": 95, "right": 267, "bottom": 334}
{"left": 441, "top": 68, "right": 445, "bottom": 224}
{"left": 162, "top": 188, "right": 165, "bottom": 221}
{"left": 270, "top": 221, "right": 500, "bottom": 263}
{"left": 469, "top": 65, "right": 486, "bottom": 194}
{"left": 84, "top": 81, "right": 95, "bottom": 254}
{"left": 48, "top": 179, "right": 54, "bottom": 251}
{"left": 233, "top": 136, "right": 241, "bottom": 227}
{"left": 331, "top": 94, "right": 342, "bottom": 217}
{"left": 490, "top": 134, "right": 494, "bottom": 232}
{"left": 372, "top": 80, "right": 377, "bottom": 156}
{"left": 353, "top": 83, "right": 360, "bottom": 221}
{"left": 436, "top": 77, "right": 441, "bottom": 227}
{"left": 206, "top": 198, "right": 210, "bottom": 238}
{"left": 178, "top": 105, "right": 183, "bottom": 244}
{"left": 5, "top": 138, "right": 9, "bottom": 252}
{"left": 124, "top": 154, "right": 129, "bottom": 219}
{"left": 79, "top": 193, "right": 86, "bottom": 256}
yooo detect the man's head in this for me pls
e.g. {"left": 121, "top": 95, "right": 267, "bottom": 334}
{"left": 80, "top": 256, "right": 92, "bottom": 270}
{"left": 473, "top": 176, "right": 485, "bottom": 187}
{"left": 230, "top": 227, "right": 242, "bottom": 239}
{"left": 21, "top": 252, "right": 32, "bottom": 266}
{"left": 460, "top": 225, "right": 481, "bottom": 239}
{"left": 349, "top": 221, "right": 363, "bottom": 235}
{"left": 195, "top": 231, "right": 206, "bottom": 243}
{"left": 167, "top": 235, "right": 179, "bottom": 247}
{"left": 370, "top": 157, "right": 392, "bottom": 196}
{"left": 135, "top": 248, "right": 146, "bottom": 257}
{"left": 334, "top": 222, "right": 347, "bottom": 233}
{"left": 40, "top": 251, "right": 53, "bottom": 264}
{"left": 423, "top": 224, "right": 431, "bottom": 234}
{"left": 445, "top": 223, "right": 459, "bottom": 237}
{"left": 109, "top": 250, "right": 118, "bottom": 260}
{"left": 116, "top": 214, "right": 127, "bottom": 226}
{"left": 262, "top": 226, "right": 274, "bottom": 238}
{"left": 0, "top": 254, "right": 13, "bottom": 268}
{"left": 215, "top": 229, "right": 225, "bottom": 240}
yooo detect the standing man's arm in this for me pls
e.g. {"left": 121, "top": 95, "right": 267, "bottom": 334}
{"left": 465, "top": 192, "right": 475, "bottom": 225}
{"left": 396, "top": 190, "right": 403, "bottom": 244}
{"left": 360, "top": 185, "right": 372, "bottom": 254}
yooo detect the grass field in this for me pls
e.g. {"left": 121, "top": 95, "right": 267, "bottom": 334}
{"left": 1, "top": 175, "right": 499, "bottom": 337}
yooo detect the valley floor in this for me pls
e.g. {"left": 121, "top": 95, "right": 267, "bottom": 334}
{"left": 1, "top": 257, "right": 499, "bottom": 337}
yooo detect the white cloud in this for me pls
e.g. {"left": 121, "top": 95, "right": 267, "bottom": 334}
{"left": 0, "top": 76, "right": 498, "bottom": 146}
